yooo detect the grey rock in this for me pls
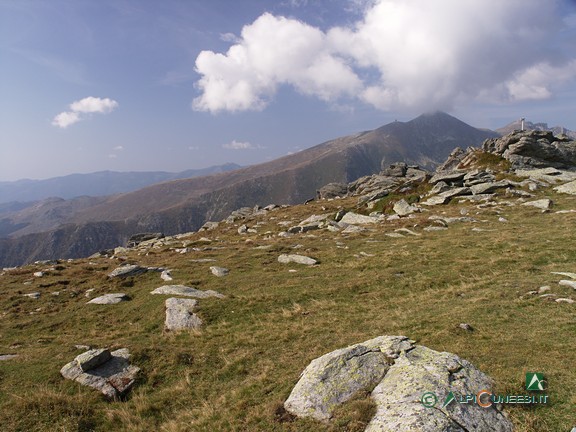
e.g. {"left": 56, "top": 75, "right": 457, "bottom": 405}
{"left": 87, "top": 293, "right": 129, "bottom": 305}
{"left": 342, "top": 225, "right": 367, "bottom": 233}
{"left": 199, "top": 221, "right": 219, "bottom": 231}
{"left": 0, "top": 354, "right": 18, "bottom": 361}
{"left": 285, "top": 336, "right": 512, "bottom": 432}
{"left": 556, "top": 298, "right": 575, "bottom": 304}
{"left": 422, "top": 195, "right": 449, "bottom": 206}
{"left": 317, "top": 183, "right": 349, "bottom": 199}
{"left": 237, "top": 224, "right": 248, "bottom": 234}
{"left": 551, "top": 271, "right": 576, "bottom": 279}
{"left": 210, "top": 266, "right": 229, "bottom": 277}
{"left": 470, "top": 180, "right": 510, "bottom": 195}
{"left": 108, "top": 264, "right": 147, "bottom": 279}
{"left": 521, "top": 199, "right": 553, "bottom": 210}
{"left": 380, "top": 162, "right": 407, "bottom": 177}
{"left": 393, "top": 199, "right": 419, "bottom": 216}
{"left": 75, "top": 349, "right": 112, "bottom": 372}
{"left": 151, "top": 285, "right": 224, "bottom": 298}
{"left": 164, "top": 298, "right": 202, "bottom": 331}
{"left": 278, "top": 254, "right": 318, "bottom": 265}
{"left": 424, "top": 226, "right": 448, "bottom": 232}
{"left": 459, "top": 323, "right": 474, "bottom": 332}
{"left": 284, "top": 336, "right": 414, "bottom": 420}
{"left": 299, "top": 214, "right": 330, "bottom": 225}
{"left": 429, "top": 170, "right": 466, "bottom": 185}
{"left": 559, "top": 280, "right": 576, "bottom": 289}
{"left": 60, "top": 348, "right": 140, "bottom": 399}
{"left": 428, "top": 181, "right": 450, "bottom": 196}
{"left": 366, "top": 346, "right": 512, "bottom": 432}
{"left": 23, "top": 292, "right": 40, "bottom": 299}
{"left": 127, "top": 232, "right": 164, "bottom": 247}
{"left": 554, "top": 180, "right": 576, "bottom": 195}
{"left": 339, "top": 212, "right": 378, "bottom": 225}
{"left": 160, "top": 270, "right": 173, "bottom": 281}
{"left": 395, "top": 228, "right": 420, "bottom": 236}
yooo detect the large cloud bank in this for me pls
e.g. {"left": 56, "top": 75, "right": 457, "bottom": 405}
{"left": 193, "top": 0, "right": 576, "bottom": 113}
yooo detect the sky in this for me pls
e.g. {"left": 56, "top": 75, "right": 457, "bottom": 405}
{"left": 1, "top": 0, "right": 576, "bottom": 181}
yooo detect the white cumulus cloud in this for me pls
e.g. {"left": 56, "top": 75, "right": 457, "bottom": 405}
{"left": 192, "top": 0, "right": 576, "bottom": 113}
{"left": 223, "top": 140, "right": 260, "bottom": 150}
{"left": 52, "top": 96, "right": 119, "bottom": 128}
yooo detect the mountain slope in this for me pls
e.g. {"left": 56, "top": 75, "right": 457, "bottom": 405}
{"left": 0, "top": 112, "right": 497, "bottom": 267}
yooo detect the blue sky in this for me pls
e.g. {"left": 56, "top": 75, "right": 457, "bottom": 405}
{"left": 1, "top": 0, "right": 575, "bottom": 181}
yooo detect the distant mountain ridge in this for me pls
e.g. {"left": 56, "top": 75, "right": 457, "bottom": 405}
{"left": 496, "top": 119, "right": 576, "bottom": 139}
{"left": 0, "top": 112, "right": 497, "bottom": 267}
{"left": 0, "top": 163, "right": 242, "bottom": 204}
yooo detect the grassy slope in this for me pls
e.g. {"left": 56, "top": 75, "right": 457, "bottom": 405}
{"left": 0, "top": 182, "right": 575, "bottom": 432}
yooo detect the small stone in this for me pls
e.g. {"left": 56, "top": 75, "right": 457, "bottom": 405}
{"left": 498, "top": 217, "right": 508, "bottom": 222}
{"left": 160, "top": 270, "right": 173, "bottom": 281}
{"left": 210, "top": 266, "right": 229, "bottom": 277}
{"left": 538, "top": 286, "right": 551, "bottom": 294}
{"left": 278, "top": 254, "right": 318, "bottom": 265}
{"left": 423, "top": 226, "right": 448, "bottom": 232}
{"left": 551, "top": 271, "right": 576, "bottom": 279}
{"left": 23, "top": 292, "right": 40, "bottom": 299}
{"left": 238, "top": 224, "right": 248, "bottom": 234}
{"left": 459, "top": 323, "right": 474, "bottom": 332}
{"left": 33, "top": 271, "right": 44, "bottom": 277}
{"left": 339, "top": 212, "right": 378, "bottom": 225}
{"left": 108, "top": 264, "right": 147, "bottom": 279}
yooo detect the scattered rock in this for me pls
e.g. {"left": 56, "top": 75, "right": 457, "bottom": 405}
{"left": 429, "top": 170, "right": 466, "bottom": 185}
{"left": 521, "top": 199, "right": 553, "bottom": 210}
{"left": 210, "top": 266, "right": 229, "bottom": 277}
{"left": 238, "top": 224, "right": 248, "bottom": 235}
{"left": 198, "top": 221, "right": 219, "bottom": 231}
{"left": 342, "top": 225, "right": 367, "bottom": 234}
{"left": 554, "top": 180, "right": 576, "bottom": 195}
{"left": 87, "top": 293, "right": 129, "bottom": 305}
{"left": 160, "top": 270, "right": 173, "bottom": 281}
{"left": 108, "top": 264, "right": 147, "bottom": 279}
{"left": 538, "top": 286, "right": 551, "bottom": 294}
{"left": 284, "top": 336, "right": 512, "bottom": 431}
{"left": 0, "top": 354, "right": 19, "bottom": 361}
{"left": 339, "top": 212, "right": 378, "bottom": 225}
{"left": 393, "top": 199, "right": 419, "bottom": 216}
{"left": 33, "top": 271, "right": 44, "bottom": 277}
{"left": 23, "top": 292, "right": 40, "bottom": 299}
{"left": 423, "top": 226, "right": 448, "bottom": 232}
{"left": 317, "top": 183, "right": 349, "bottom": 199}
{"left": 459, "top": 323, "right": 474, "bottom": 332}
{"left": 278, "top": 254, "right": 318, "bottom": 265}
{"left": 556, "top": 298, "right": 575, "bottom": 304}
{"left": 559, "top": 280, "right": 576, "bottom": 290}
{"left": 164, "top": 298, "right": 202, "bottom": 331}
{"left": 150, "top": 285, "right": 225, "bottom": 298}
{"left": 60, "top": 348, "right": 140, "bottom": 399}
{"left": 551, "top": 271, "right": 576, "bottom": 279}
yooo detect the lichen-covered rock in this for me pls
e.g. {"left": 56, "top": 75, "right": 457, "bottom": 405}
{"left": 284, "top": 336, "right": 414, "bottom": 420}
{"left": 75, "top": 348, "right": 112, "bottom": 372}
{"left": 164, "top": 298, "right": 202, "bottom": 331}
{"left": 108, "top": 264, "right": 147, "bottom": 278}
{"left": 339, "top": 212, "right": 378, "bottom": 225}
{"left": 150, "top": 285, "right": 224, "bottom": 298}
{"left": 60, "top": 348, "right": 140, "bottom": 399}
{"left": 366, "top": 346, "right": 512, "bottom": 431}
{"left": 521, "top": 198, "right": 553, "bottom": 210}
{"left": 285, "top": 336, "right": 514, "bottom": 432}
{"left": 210, "top": 266, "right": 229, "bottom": 277}
{"left": 393, "top": 199, "right": 419, "bottom": 216}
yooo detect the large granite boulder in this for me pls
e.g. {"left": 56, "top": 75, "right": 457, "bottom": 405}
{"left": 284, "top": 336, "right": 513, "bottom": 431}
{"left": 164, "top": 298, "right": 202, "bottom": 331}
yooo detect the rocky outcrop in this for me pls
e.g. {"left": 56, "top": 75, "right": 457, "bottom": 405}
{"left": 284, "top": 336, "right": 513, "bottom": 431}
{"left": 483, "top": 130, "right": 576, "bottom": 169}
{"left": 60, "top": 348, "right": 140, "bottom": 399}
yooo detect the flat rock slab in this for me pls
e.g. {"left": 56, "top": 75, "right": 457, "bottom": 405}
{"left": 108, "top": 264, "right": 147, "bottom": 278}
{"left": 151, "top": 285, "right": 225, "bottom": 298}
{"left": 285, "top": 336, "right": 513, "bottom": 432}
{"left": 522, "top": 199, "right": 553, "bottom": 210}
{"left": 551, "top": 271, "right": 576, "bottom": 279}
{"left": 278, "top": 254, "right": 318, "bottom": 265}
{"left": 393, "top": 199, "right": 419, "bottom": 216}
{"left": 60, "top": 348, "right": 140, "bottom": 399}
{"left": 554, "top": 180, "right": 576, "bottom": 195}
{"left": 340, "top": 212, "right": 378, "bottom": 225}
{"left": 210, "top": 266, "right": 229, "bottom": 277}
{"left": 87, "top": 293, "right": 129, "bottom": 304}
{"left": 165, "top": 298, "right": 202, "bottom": 331}
{"left": 0, "top": 354, "right": 19, "bottom": 361}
